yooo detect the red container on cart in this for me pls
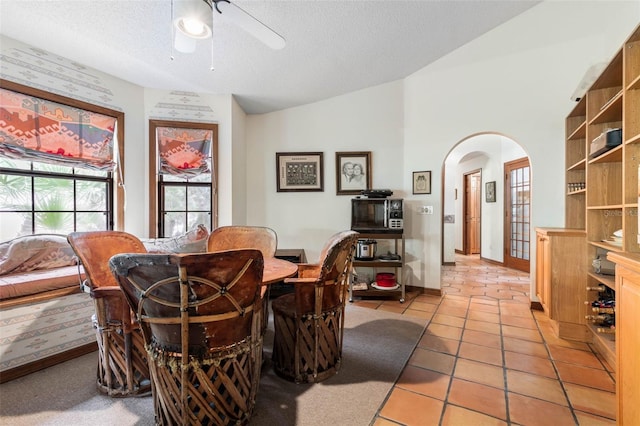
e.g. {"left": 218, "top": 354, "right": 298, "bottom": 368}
{"left": 375, "top": 272, "right": 396, "bottom": 288}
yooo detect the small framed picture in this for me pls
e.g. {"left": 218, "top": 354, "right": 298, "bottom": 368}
{"left": 276, "top": 152, "right": 324, "bottom": 192}
{"left": 486, "top": 181, "right": 496, "bottom": 202}
{"left": 336, "top": 151, "right": 372, "bottom": 195}
{"left": 412, "top": 171, "right": 431, "bottom": 194}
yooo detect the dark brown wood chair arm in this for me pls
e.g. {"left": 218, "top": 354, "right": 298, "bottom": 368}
{"left": 90, "top": 286, "right": 122, "bottom": 299}
{"left": 295, "top": 264, "right": 321, "bottom": 278}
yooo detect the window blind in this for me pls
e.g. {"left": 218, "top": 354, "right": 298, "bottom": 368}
{"left": 0, "top": 88, "right": 116, "bottom": 170}
{"left": 157, "top": 126, "right": 212, "bottom": 179}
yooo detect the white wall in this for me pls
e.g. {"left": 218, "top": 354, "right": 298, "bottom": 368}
{"left": 245, "top": 80, "right": 405, "bottom": 263}
{"left": 231, "top": 97, "right": 248, "bottom": 226}
{"left": 246, "top": 2, "right": 639, "bottom": 291}
{"left": 403, "top": 1, "right": 638, "bottom": 293}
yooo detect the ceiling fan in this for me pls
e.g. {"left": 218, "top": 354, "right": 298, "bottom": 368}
{"left": 172, "top": 0, "right": 286, "bottom": 54}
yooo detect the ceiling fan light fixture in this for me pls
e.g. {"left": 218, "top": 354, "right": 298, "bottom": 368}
{"left": 173, "top": 16, "right": 212, "bottom": 53}
{"left": 175, "top": 17, "right": 212, "bottom": 39}
{"left": 174, "top": 30, "right": 197, "bottom": 53}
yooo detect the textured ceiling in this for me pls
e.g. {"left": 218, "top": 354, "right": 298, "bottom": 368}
{"left": 0, "top": 0, "right": 539, "bottom": 114}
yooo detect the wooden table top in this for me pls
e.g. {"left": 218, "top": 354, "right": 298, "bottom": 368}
{"left": 262, "top": 257, "right": 298, "bottom": 285}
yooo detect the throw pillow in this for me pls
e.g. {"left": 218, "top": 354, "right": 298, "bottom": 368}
{"left": 0, "top": 234, "right": 78, "bottom": 275}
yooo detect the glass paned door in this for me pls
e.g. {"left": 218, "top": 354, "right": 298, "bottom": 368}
{"left": 504, "top": 157, "right": 530, "bottom": 272}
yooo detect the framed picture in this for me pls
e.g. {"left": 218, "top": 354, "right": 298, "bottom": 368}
{"left": 412, "top": 171, "right": 431, "bottom": 194}
{"left": 486, "top": 181, "right": 496, "bottom": 202}
{"left": 336, "top": 151, "right": 372, "bottom": 195}
{"left": 276, "top": 152, "right": 324, "bottom": 192}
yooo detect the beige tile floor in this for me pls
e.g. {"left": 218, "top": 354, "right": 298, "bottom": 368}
{"left": 353, "top": 254, "right": 616, "bottom": 426}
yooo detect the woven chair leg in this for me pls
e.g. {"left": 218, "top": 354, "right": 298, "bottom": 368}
{"left": 148, "top": 341, "right": 260, "bottom": 426}
{"left": 272, "top": 307, "right": 345, "bottom": 384}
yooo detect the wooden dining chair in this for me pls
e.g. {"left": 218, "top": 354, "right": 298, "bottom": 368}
{"left": 109, "top": 250, "right": 264, "bottom": 426}
{"left": 67, "top": 231, "right": 151, "bottom": 396}
{"left": 271, "top": 230, "right": 358, "bottom": 383}
{"left": 207, "top": 226, "right": 277, "bottom": 335}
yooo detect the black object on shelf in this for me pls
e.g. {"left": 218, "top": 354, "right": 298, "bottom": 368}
{"left": 589, "top": 128, "right": 622, "bottom": 158}
{"left": 270, "top": 249, "right": 306, "bottom": 298}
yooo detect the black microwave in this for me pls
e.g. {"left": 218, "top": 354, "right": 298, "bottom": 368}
{"left": 351, "top": 198, "right": 403, "bottom": 233}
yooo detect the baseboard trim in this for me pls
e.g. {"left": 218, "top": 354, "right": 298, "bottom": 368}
{"left": 0, "top": 342, "right": 97, "bottom": 384}
{"left": 442, "top": 261, "right": 455, "bottom": 266}
{"left": 406, "top": 285, "right": 441, "bottom": 297}
{"left": 530, "top": 301, "right": 543, "bottom": 311}
{"left": 480, "top": 256, "right": 504, "bottom": 267}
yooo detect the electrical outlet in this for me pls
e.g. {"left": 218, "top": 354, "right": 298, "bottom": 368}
{"left": 418, "top": 206, "right": 434, "bottom": 215}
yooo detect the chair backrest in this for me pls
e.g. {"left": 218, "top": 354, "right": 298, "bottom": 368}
{"left": 68, "top": 231, "right": 147, "bottom": 292}
{"left": 207, "top": 226, "right": 277, "bottom": 258}
{"left": 296, "top": 230, "right": 359, "bottom": 315}
{"left": 109, "top": 250, "right": 264, "bottom": 353}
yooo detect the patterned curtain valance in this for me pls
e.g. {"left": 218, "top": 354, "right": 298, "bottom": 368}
{"left": 0, "top": 88, "right": 116, "bottom": 170}
{"left": 157, "top": 126, "right": 212, "bottom": 179}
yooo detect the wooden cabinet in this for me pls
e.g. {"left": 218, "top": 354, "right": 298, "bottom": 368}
{"left": 535, "top": 228, "right": 589, "bottom": 341}
{"left": 607, "top": 252, "right": 640, "bottom": 425}
{"left": 562, "top": 25, "right": 640, "bottom": 373}
{"left": 349, "top": 233, "right": 405, "bottom": 303}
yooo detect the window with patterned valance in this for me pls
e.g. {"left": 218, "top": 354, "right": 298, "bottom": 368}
{"left": 149, "top": 119, "right": 218, "bottom": 238}
{"left": 0, "top": 80, "right": 125, "bottom": 237}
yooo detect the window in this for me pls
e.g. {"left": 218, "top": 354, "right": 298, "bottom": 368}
{"left": 0, "top": 80, "right": 125, "bottom": 240}
{"left": 149, "top": 120, "right": 218, "bottom": 238}
{"left": 0, "top": 158, "right": 112, "bottom": 238}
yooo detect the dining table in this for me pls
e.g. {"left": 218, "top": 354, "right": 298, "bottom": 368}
{"left": 262, "top": 257, "right": 298, "bottom": 285}
{"left": 258, "top": 257, "right": 298, "bottom": 335}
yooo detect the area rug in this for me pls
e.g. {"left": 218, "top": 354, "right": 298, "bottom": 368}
{"left": 0, "top": 303, "right": 426, "bottom": 425}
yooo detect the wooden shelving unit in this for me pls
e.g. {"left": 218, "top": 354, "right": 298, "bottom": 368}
{"left": 565, "top": 97, "right": 587, "bottom": 229}
{"left": 565, "top": 26, "right": 640, "bottom": 424}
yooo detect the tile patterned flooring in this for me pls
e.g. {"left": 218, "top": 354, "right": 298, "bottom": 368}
{"left": 352, "top": 254, "right": 616, "bottom": 426}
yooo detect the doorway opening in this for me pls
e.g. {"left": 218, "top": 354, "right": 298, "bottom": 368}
{"left": 463, "top": 170, "right": 481, "bottom": 255}
{"left": 441, "top": 133, "right": 531, "bottom": 269}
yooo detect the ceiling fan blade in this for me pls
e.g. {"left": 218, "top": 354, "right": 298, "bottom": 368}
{"left": 212, "top": 0, "right": 286, "bottom": 50}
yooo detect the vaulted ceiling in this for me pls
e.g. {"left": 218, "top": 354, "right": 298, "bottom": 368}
{"left": 0, "top": 0, "right": 539, "bottom": 114}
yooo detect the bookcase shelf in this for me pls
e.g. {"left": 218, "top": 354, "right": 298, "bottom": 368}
{"left": 559, "top": 27, "right": 640, "bottom": 393}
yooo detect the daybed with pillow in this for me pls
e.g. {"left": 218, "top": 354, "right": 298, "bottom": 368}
{"left": 0, "top": 234, "right": 95, "bottom": 383}
{"left": 0, "top": 226, "right": 210, "bottom": 383}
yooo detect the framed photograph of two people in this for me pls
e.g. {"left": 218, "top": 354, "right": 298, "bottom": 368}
{"left": 413, "top": 171, "right": 431, "bottom": 194}
{"left": 336, "top": 151, "right": 371, "bottom": 195}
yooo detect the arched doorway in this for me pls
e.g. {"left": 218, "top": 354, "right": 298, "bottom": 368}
{"left": 441, "top": 133, "right": 531, "bottom": 271}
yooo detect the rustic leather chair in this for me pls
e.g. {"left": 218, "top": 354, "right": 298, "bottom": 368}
{"left": 271, "top": 230, "right": 358, "bottom": 383}
{"left": 207, "top": 226, "right": 277, "bottom": 258}
{"left": 207, "top": 226, "right": 277, "bottom": 335}
{"left": 109, "top": 250, "right": 264, "bottom": 426}
{"left": 67, "top": 231, "right": 150, "bottom": 396}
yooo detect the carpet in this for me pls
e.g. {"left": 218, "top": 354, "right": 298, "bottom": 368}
{"left": 0, "top": 303, "right": 426, "bottom": 425}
